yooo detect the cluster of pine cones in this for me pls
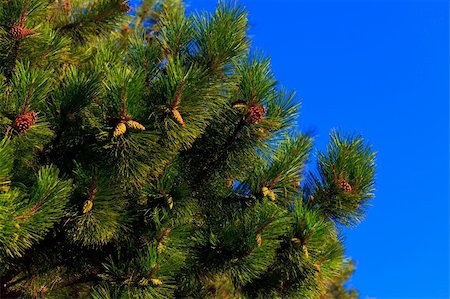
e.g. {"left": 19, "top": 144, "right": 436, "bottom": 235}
{"left": 113, "top": 120, "right": 145, "bottom": 137}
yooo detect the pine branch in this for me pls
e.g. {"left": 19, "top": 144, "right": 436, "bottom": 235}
{"left": 55, "top": 0, "right": 129, "bottom": 44}
{"left": 14, "top": 186, "right": 54, "bottom": 220}
{"left": 304, "top": 131, "right": 376, "bottom": 226}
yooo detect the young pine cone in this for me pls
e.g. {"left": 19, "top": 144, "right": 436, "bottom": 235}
{"left": 119, "top": 2, "right": 131, "bottom": 12}
{"left": 126, "top": 120, "right": 145, "bottom": 130}
{"left": 82, "top": 200, "right": 93, "bottom": 213}
{"left": 13, "top": 111, "right": 38, "bottom": 133}
{"left": 338, "top": 178, "right": 352, "bottom": 193}
{"left": 171, "top": 108, "right": 185, "bottom": 126}
{"left": 9, "top": 26, "right": 36, "bottom": 39}
{"left": 113, "top": 122, "right": 127, "bottom": 137}
{"left": 246, "top": 104, "right": 266, "bottom": 125}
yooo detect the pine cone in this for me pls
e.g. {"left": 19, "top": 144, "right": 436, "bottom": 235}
{"left": 262, "top": 186, "right": 276, "bottom": 201}
{"left": 302, "top": 244, "right": 309, "bottom": 258}
{"left": 82, "top": 200, "right": 93, "bottom": 213}
{"left": 0, "top": 185, "right": 10, "bottom": 192}
{"left": 12, "top": 118, "right": 29, "bottom": 132}
{"left": 256, "top": 234, "right": 262, "bottom": 247}
{"left": 291, "top": 237, "right": 301, "bottom": 245}
{"left": 138, "top": 278, "right": 149, "bottom": 286}
{"left": 167, "top": 196, "right": 174, "bottom": 210}
{"left": 119, "top": 2, "right": 131, "bottom": 12}
{"left": 126, "top": 120, "right": 145, "bottom": 130}
{"left": 157, "top": 242, "right": 165, "bottom": 253}
{"left": 171, "top": 108, "right": 185, "bottom": 126}
{"left": 28, "top": 111, "right": 38, "bottom": 122}
{"left": 226, "top": 179, "right": 233, "bottom": 188}
{"left": 113, "top": 122, "right": 127, "bottom": 137}
{"left": 151, "top": 278, "right": 162, "bottom": 286}
{"left": 13, "top": 111, "right": 38, "bottom": 133}
{"left": 268, "top": 190, "right": 276, "bottom": 201}
{"left": 338, "top": 178, "right": 352, "bottom": 193}
{"left": 122, "top": 24, "right": 130, "bottom": 33}
{"left": 231, "top": 100, "right": 246, "bottom": 109}
{"left": 246, "top": 104, "right": 266, "bottom": 125}
{"left": 9, "top": 26, "right": 36, "bottom": 39}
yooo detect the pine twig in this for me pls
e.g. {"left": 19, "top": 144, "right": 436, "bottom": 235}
{"left": 170, "top": 78, "right": 186, "bottom": 109}
{"left": 243, "top": 214, "right": 275, "bottom": 258}
{"left": 170, "top": 77, "right": 187, "bottom": 126}
{"left": 267, "top": 174, "right": 282, "bottom": 189}
{"left": 14, "top": 187, "right": 53, "bottom": 220}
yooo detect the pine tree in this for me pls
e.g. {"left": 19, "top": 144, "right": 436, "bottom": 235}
{"left": 0, "top": 0, "right": 376, "bottom": 298}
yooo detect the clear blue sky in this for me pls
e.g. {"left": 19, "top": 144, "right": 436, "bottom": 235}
{"left": 131, "top": 1, "right": 450, "bottom": 298}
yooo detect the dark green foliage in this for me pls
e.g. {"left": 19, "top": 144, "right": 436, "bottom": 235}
{"left": 241, "top": 200, "right": 344, "bottom": 298}
{"left": 0, "top": 160, "right": 73, "bottom": 259}
{"left": 66, "top": 168, "right": 131, "bottom": 247}
{"left": 55, "top": 0, "right": 131, "bottom": 44}
{"left": 0, "top": 1, "right": 375, "bottom": 298}
{"left": 304, "top": 131, "right": 376, "bottom": 226}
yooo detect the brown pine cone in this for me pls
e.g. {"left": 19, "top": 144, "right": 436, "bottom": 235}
{"left": 246, "top": 104, "right": 266, "bottom": 125}
{"left": 338, "top": 178, "right": 352, "bottom": 193}
{"left": 12, "top": 111, "right": 38, "bottom": 133}
{"left": 119, "top": 2, "right": 131, "bottom": 12}
{"left": 9, "top": 26, "right": 36, "bottom": 39}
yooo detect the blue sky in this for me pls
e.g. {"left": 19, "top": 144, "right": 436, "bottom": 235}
{"left": 131, "top": 1, "right": 450, "bottom": 297}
